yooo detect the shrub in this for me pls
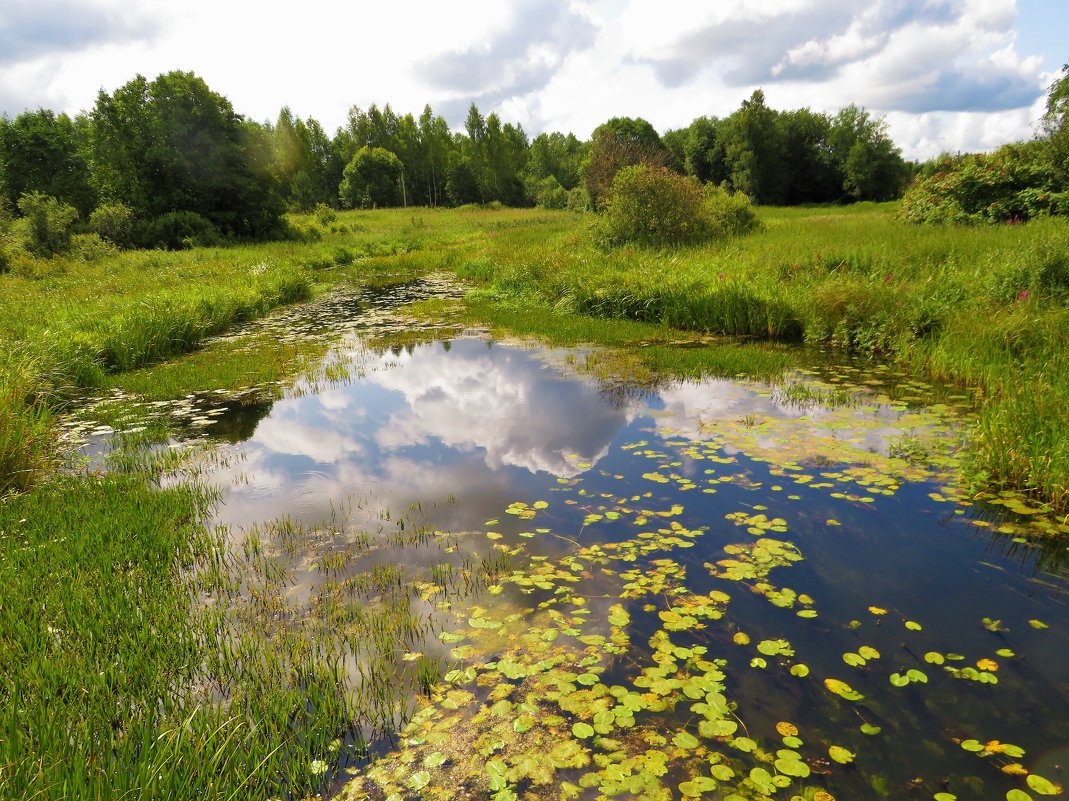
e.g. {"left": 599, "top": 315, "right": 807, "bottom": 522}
{"left": 69, "top": 232, "right": 118, "bottom": 262}
{"left": 339, "top": 146, "right": 402, "bottom": 209}
{"left": 532, "top": 176, "right": 569, "bottom": 210}
{"left": 900, "top": 143, "right": 1066, "bottom": 225}
{"left": 14, "top": 191, "right": 79, "bottom": 256}
{"left": 703, "top": 184, "right": 761, "bottom": 237}
{"left": 313, "top": 203, "right": 337, "bottom": 226}
{"left": 593, "top": 165, "right": 711, "bottom": 248}
{"left": 88, "top": 202, "right": 135, "bottom": 248}
{"left": 136, "top": 211, "right": 220, "bottom": 250}
{"left": 593, "top": 165, "right": 760, "bottom": 249}
{"left": 567, "top": 186, "right": 591, "bottom": 212}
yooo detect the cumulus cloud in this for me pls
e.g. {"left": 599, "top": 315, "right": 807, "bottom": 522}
{"left": 204, "top": 338, "right": 633, "bottom": 529}
{"left": 630, "top": 0, "right": 1045, "bottom": 114}
{"left": 418, "top": 0, "right": 598, "bottom": 124}
{"left": 0, "top": 0, "right": 155, "bottom": 67}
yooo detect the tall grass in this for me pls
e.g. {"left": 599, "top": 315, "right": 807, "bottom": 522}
{"left": 0, "top": 348, "right": 56, "bottom": 493}
{"left": 454, "top": 203, "right": 1069, "bottom": 510}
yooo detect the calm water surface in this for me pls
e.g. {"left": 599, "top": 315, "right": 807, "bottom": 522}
{"left": 188, "top": 294, "right": 1069, "bottom": 800}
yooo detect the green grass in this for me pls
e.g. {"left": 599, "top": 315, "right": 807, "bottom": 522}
{"left": 2, "top": 200, "right": 1068, "bottom": 799}
{"left": 0, "top": 206, "right": 573, "bottom": 490}
{"left": 446, "top": 203, "right": 1069, "bottom": 511}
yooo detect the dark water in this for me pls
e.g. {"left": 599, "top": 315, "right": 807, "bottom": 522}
{"left": 189, "top": 329, "right": 1069, "bottom": 800}
{"left": 48, "top": 257, "right": 1031, "bottom": 801}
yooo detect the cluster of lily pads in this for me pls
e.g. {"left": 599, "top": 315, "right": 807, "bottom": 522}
{"left": 339, "top": 407, "right": 1065, "bottom": 801}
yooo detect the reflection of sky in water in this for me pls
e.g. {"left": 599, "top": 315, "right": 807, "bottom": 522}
{"left": 209, "top": 339, "right": 963, "bottom": 532}
{"left": 199, "top": 334, "right": 1069, "bottom": 792}
{"left": 210, "top": 338, "right": 633, "bottom": 527}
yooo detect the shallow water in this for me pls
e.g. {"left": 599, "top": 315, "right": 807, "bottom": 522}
{"left": 179, "top": 305, "right": 1069, "bottom": 800}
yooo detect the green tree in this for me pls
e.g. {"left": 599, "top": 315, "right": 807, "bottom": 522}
{"left": 1042, "top": 63, "right": 1069, "bottom": 185}
{"left": 829, "top": 105, "right": 908, "bottom": 201}
{"left": 90, "top": 71, "right": 283, "bottom": 240}
{"left": 779, "top": 108, "right": 838, "bottom": 204}
{"left": 680, "top": 116, "right": 728, "bottom": 185}
{"left": 445, "top": 159, "right": 481, "bottom": 205}
{"left": 0, "top": 110, "right": 95, "bottom": 215}
{"left": 419, "top": 105, "right": 452, "bottom": 206}
{"left": 584, "top": 117, "right": 668, "bottom": 209}
{"left": 338, "top": 146, "right": 402, "bottom": 208}
{"left": 525, "top": 132, "right": 586, "bottom": 191}
{"left": 722, "top": 90, "right": 786, "bottom": 204}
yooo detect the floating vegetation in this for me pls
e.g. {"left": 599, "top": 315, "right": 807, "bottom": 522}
{"left": 12, "top": 273, "right": 1069, "bottom": 800}
{"left": 335, "top": 372, "right": 1069, "bottom": 801}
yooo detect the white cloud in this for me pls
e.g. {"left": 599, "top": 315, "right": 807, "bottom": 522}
{"left": 0, "top": 0, "right": 1063, "bottom": 159}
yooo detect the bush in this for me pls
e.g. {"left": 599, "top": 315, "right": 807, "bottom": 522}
{"left": 88, "top": 202, "right": 135, "bottom": 248}
{"left": 593, "top": 165, "right": 760, "bottom": 249}
{"left": 593, "top": 165, "right": 710, "bottom": 248}
{"left": 69, "top": 232, "right": 118, "bottom": 262}
{"left": 136, "top": 211, "right": 220, "bottom": 250}
{"left": 532, "top": 176, "right": 569, "bottom": 210}
{"left": 313, "top": 203, "right": 337, "bottom": 226}
{"left": 339, "top": 146, "right": 402, "bottom": 209}
{"left": 135, "top": 210, "right": 223, "bottom": 248}
{"left": 900, "top": 143, "right": 1066, "bottom": 225}
{"left": 15, "top": 192, "right": 78, "bottom": 256}
{"left": 567, "top": 186, "right": 591, "bottom": 212}
{"left": 703, "top": 184, "right": 761, "bottom": 237}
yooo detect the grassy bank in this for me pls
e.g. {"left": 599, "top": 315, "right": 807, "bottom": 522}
{"left": 1, "top": 201, "right": 1067, "bottom": 798}
{"left": 452, "top": 203, "right": 1069, "bottom": 511}
{"left": 0, "top": 207, "right": 569, "bottom": 491}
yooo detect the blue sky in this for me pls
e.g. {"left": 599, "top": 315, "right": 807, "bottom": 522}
{"left": 0, "top": 0, "right": 1065, "bottom": 160}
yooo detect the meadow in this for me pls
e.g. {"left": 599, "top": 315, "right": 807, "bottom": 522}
{"left": 1, "top": 202, "right": 1067, "bottom": 799}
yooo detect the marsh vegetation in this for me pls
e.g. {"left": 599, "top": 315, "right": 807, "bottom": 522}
{"left": 2, "top": 65, "right": 1069, "bottom": 801}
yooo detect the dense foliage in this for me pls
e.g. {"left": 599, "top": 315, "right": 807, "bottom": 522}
{"left": 0, "top": 69, "right": 923, "bottom": 259}
{"left": 593, "top": 164, "right": 759, "bottom": 248}
{"left": 901, "top": 65, "right": 1069, "bottom": 225}
{"left": 899, "top": 143, "right": 1068, "bottom": 224}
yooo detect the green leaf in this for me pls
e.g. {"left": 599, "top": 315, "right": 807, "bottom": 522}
{"left": 572, "top": 722, "right": 594, "bottom": 739}
{"left": 699, "top": 719, "right": 738, "bottom": 738}
{"left": 1026, "top": 774, "right": 1059, "bottom": 795}
{"left": 673, "top": 731, "right": 700, "bottom": 749}
{"left": 860, "top": 723, "right": 882, "bottom": 735}
{"left": 933, "top": 794, "right": 958, "bottom": 801}
{"left": 905, "top": 620, "right": 923, "bottom": 631}
{"left": 709, "top": 764, "right": 735, "bottom": 781}
{"left": 789, "top": 663, "right": 810, "bottom": 677}
{"left": 425, "top": 752, "right": 447, "bottom": 768}
{"left": 679, "top": 776, "right": 718, "bottom": 796}
{"left": 829, "top": 745, "right": 855, "bottom": 764}
{"left": 774, "top": 756, "right": 810, "bottom": 778}
{"left": 607, "top": 604, "right": 630, "bottom": 627}
{"left": 1006, "top": 791, "right": 1033, "bottom": 801}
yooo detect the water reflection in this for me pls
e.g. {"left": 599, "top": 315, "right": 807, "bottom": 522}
{"left": 209, "top": 338, "right": 634, "bottom": 528}
{"left": 186, "top": 327, "right": 1069, "bottom": 801}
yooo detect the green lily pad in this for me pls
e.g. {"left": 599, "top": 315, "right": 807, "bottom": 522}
{"left": 1026, "top": 774, "right": 1059, "bottom": 795}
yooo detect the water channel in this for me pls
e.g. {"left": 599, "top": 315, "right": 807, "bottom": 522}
{"left": 81, "top": 277, "right": 1069, "bottom": 800}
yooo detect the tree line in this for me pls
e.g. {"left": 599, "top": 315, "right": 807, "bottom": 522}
{"left": 0, "top": 70, "right": 916, "bottom": 251}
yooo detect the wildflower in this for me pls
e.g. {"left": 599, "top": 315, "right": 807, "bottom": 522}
{"left": 1018, "top": 289, "right": 1031, "bottom": 301}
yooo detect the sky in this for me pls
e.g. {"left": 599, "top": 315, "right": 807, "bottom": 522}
{"left": 0, "top": 0, "right": 1065, "bottom": 160}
